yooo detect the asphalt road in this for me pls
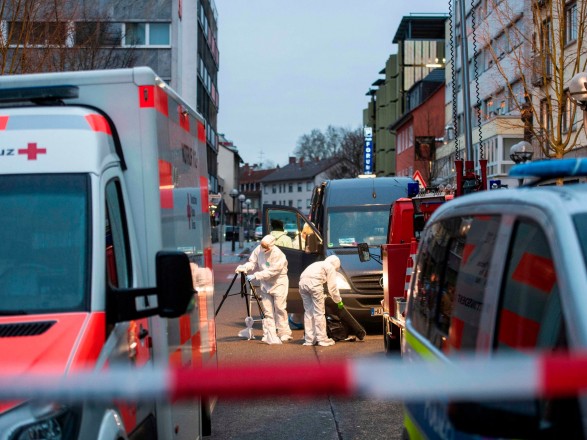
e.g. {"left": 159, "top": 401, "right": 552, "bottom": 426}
{"left": 208, "top": 248, "right": 404, "bottom": 440}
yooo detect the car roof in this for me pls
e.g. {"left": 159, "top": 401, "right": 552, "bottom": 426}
{"left": 431, "top": 183, "right": 587, "bottom": 222}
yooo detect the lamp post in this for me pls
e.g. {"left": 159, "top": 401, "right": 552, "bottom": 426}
{"left": 229, "top": 189, "right": 238, "bottom": 252}
{"left": 510, "top": 141, "right": 534, "bottom": 187}
{"left": 244, "top": 198, "right": 251, "bottom": 242}
{"left": 238, "top": 194, "right": 245, "bottom": 248}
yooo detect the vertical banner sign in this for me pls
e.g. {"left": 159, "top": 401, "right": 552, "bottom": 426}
{"left": 363, "top": 127, "right": 373, "bottom": 175}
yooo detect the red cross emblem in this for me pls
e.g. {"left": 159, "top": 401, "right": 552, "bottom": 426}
{"left": 18, "top": 143, "right": 46, "bottom": 160}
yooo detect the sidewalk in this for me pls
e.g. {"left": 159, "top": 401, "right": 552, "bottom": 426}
{"left": 211, "top": 239, "right": 256, "bottom": 264}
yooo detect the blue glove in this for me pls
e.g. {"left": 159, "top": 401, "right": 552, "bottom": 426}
{"left": 337, "top": 301, "right": 344, "bottom": 310}
{"left": 246, "top": 274, "right": 255, "bottom": 282}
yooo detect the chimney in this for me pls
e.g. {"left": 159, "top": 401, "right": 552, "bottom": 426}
{"left": 244, "top": 163, "right": 250, "bottom": 174}
{"left": 289, "top": 156, "right": 296, "bottom": 165}
{"left": 300, "top": 157, "right": 304, "bottom": 167}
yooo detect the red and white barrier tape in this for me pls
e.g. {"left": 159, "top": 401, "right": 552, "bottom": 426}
{"left": 0, "top": 353, "right": 586, "bottom": 402}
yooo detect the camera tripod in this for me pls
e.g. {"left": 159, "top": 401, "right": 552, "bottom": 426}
{"left": 214, "top": 272, "right": 265, "bottom": 321}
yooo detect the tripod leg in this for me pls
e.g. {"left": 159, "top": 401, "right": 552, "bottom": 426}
{"left": 241, "top": 273, "right": 252, "bottom": 317}
{"left": 247, "top": 280, "right": 266, "bottom": 319}
{"left": 214, "top": 272, "right": 240, "bottom": 317}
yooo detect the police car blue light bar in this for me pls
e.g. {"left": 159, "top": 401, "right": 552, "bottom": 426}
{"left": 509, "top": 158, "right": 587, "bottom": 178}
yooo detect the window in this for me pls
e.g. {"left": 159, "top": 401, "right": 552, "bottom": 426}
{"left": 272, "top": 184, "right": 277, "bottom": 194}
{"left": 410, "top": 215, "right": 501, "bottom": 352}
{"left": 298, "top": 183, "right": 302, "bottom": 192}
{"left": 496, "top": 219, "right": 559, "bottom": 351}
{"left": 125, "top": 23, "right": 146, "bottom": 45}
{"left": 105, "top": 180, "right": 132, "bottom": 289}
{"left": 8, "top": 21, "right": 67, "bottom": 46}
{"left": 565, "top": 2, "right": 578, "bottom": 45}
{"left": 289, "top": 183, "right": 293, "bottom": 193}
{"left": 0, "top": 174, "right": 90, "bottom": 313}
{"left": 483, "top": 96, "right": 494, "bottom": 119}
{"left": 75, "top": 22, "right": 122, "bottom": 46}
{"left": 306, "top": 198, "right": 311, "bottom": 209}
{"left": 306, "top": 181, "right": 313, "bottom": 190}
{"left": 297, "top": 199, "right": 302, "bottom": 209}
{"left": 149, "top": 23, "right": 170, "bottom": 45}
{"left": 123, "top": 22, "right": 170, "bottom": 46}
{"left": 263, "top": 185, "right": 268, "bottom": 195}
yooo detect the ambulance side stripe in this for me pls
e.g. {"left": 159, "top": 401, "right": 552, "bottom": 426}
{"left": 138, "top": 85, "right": 169, "bottom": 117}
{"left": 512, "top": 253, "right": 556, "bottom": 293}
{"left": 197, "top": 121, "right": 206, "bottom": 144}
{"left": 0, "top": 116, "right": 7, "bottom": 130}
{"left": 84, "top": 114, "right": 112, "bottom": 135}
{"left": 498, "top": 308, "right": 540, "bottom": 348}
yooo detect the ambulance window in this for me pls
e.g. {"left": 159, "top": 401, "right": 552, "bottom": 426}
{"left": 410, "top": 215, "right": 500, "bottom": 353}
{"left": 105, "top": 180, "right": 131, "bottom": 288}
{"left": 496, "top": 220, "right": 561, "bottom": 352}
{"left": 0, "top": 174, "right": 89, "bottom": 313}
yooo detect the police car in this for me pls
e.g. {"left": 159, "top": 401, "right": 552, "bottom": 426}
{"left": 402, "top": 158, "right": 587, "bottom": 439}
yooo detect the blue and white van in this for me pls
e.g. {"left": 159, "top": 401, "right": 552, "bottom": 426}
{"left": 402, "top": 159, "right": 587, "bottom": 439}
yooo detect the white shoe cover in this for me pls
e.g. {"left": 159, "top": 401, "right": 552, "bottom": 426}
{"left": 238, "top": 316, "right": 255, "bottom": 340}
{"left": 261, "top": 318, "right": 282, "bottom": 344}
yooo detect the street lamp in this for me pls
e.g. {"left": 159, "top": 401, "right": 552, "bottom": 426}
{"left": 238, "top": 194, "right": 245, "bottom": 248}
{"left": 510, "top": 141, "right": 534, "bottom": 187}
{"left": 245, "top": 198, "right": 251, "bottom": 242}
{"left": 229, "top": 188, "right": 238, "bottom": 252}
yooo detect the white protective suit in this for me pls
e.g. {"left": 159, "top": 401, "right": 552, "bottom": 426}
{"left": 237, "top": 235, "right": 292, "bottom": 343}
{"left": 298, "top": 255, "right": 343, "bottom": 345}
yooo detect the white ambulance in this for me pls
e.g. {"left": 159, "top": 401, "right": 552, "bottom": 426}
{"left": 0, "top": 67, "right": 217, "bottom": 439}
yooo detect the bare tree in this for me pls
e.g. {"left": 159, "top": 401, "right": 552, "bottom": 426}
{"left": 0, "top": 0, "right": 136, "bottom": 75}
{"left": 295, "top": 125, "right": 362, "bottom": 179}
{"left": 484, "top": 0, "right": 587, "bottom": 158}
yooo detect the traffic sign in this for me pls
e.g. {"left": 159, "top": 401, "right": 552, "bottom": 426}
{"left": 412, "top": 170, "right": 427, "bottom": 189}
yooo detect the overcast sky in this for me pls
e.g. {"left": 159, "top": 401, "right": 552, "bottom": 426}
{"left": 215, "top": 1, "right": 447, "bottom": 167}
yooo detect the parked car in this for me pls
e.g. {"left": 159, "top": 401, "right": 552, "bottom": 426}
{"left": 254, "top": 225, "right": 263, "bottom": 240}
{"left": 402, "top": 158, "right": 587, "bottom": 439}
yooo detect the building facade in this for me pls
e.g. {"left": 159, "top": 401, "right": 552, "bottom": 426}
{"left": 392, "top": 70, "right": 445, "bottom": 187}
{"left": 363, "top": 14, "right": 447, "bottom": 177}
{"left": 260, "top": 157, "right": 343, "bottom": 215}
{"left": 1, "top": 0, "right": 220, "bottom": 192}
{"left": 238, "top": 164, "right": 277, "bottom": 234}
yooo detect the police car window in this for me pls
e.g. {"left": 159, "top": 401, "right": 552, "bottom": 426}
{"left": 496, "top": 220, "right": 561, "bottom": 352}
{"left": 410, "top": 215, "right": 500, "bottom": 352}
{"left": 494, "top": 220, "right": 582, "bottom": 438}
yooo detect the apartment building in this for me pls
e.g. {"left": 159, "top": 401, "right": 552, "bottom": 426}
{"left": 260, "top": 157, "right": 343, "bottom": 215}
{"left": 1, "top": 0, "right": 220, "bottom": 192}
{"left": 363, "top": 14, "right": 447, "bottom": 177}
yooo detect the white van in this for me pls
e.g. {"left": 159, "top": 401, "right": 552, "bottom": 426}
{"left": 402, "top": 159, "right": 587, "bottom": 439}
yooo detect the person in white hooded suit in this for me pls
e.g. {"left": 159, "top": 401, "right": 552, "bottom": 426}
{"left": 299, "top": 255, "right": 343, "bottom": 346}
{"left": 236, "top": 235, "right": 292, "bottom": 344}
